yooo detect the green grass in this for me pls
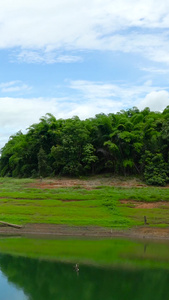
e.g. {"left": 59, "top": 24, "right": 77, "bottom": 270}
{"left": 0, "top": 237, "right": 169, "bottom": 269}
{"left": 0, "top": 177, "right": 168, "bottom": 228}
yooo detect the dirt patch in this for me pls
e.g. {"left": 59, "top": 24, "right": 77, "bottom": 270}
{"left": 133, "top": 227, "right": 169, "bottom": 239}
{"left": 0, "top": 223, "right": 168, "bottom": 241}
{"left": 29, "top": 177, "right": 148, "bottom": 190}
{"left": 30, "top": 181, "right": 91, "bottom": 190}
{"left": 120, "top": 200, "right": 169, "bottom": 209}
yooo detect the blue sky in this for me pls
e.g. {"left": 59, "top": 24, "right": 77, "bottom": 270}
{"left": 0, "top": 0, "right": 169, "bottom": 148}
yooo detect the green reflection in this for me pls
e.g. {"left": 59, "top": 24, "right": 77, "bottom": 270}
{"left": 0, "top": 237, "right": 169, "bottom": 269}
{"left": 0, "top": 253, "right": 169, "bottom": 300}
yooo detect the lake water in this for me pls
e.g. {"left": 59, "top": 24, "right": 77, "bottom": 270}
{"left": 0, "top": 238, "right": 169, "bottom": 300}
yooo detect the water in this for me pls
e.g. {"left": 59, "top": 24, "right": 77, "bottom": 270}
{"left": 0, "top": 270, "right": 28, "bottom": 300}
{"left": 0, "top": 239, "right": 169, "bottom": 300}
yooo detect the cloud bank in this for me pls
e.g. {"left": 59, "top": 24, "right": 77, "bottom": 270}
{"left": 0, "top": 1, "right": 169, "bottom": 149}
{"left": 0, "top": 0, "right": 169, "bottom": 63}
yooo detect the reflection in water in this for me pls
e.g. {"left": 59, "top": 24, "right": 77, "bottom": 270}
{"left": 144, "top": 243, "right": 148, "bottom": 254}
{"left": 74, "top": 263, "right": 79, "bottom": 276}
{"left": 0, "top": 269, "right": 28, "bottom": 300}
{"left": 0, "top": 253, "right": 169, "bottom": 300}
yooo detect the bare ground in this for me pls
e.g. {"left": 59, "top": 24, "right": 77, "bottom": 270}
{"left": 29, "top": 176, "right": 147, "bottom": 189}
{"left": 120, "top": 200, "right": 169, "bottom": 209}
{"left": 0, "top": 224, "right": 169, "bottom": 241}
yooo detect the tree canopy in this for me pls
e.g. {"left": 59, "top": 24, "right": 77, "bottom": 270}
{"left": 1, "top": 107, "right": 169, "bottom": 186}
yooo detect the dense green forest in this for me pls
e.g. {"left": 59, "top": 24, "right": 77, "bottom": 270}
{"left": 1, "top": 106, "right": 169, "bottom": 186}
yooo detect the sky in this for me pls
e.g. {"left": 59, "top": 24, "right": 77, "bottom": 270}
{"left": 0, "top": 0, "right": 169, "bottom": 148}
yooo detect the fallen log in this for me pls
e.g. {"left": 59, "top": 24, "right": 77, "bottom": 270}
{"left": 0, "top": 221, "right": 22, "bottom": 229}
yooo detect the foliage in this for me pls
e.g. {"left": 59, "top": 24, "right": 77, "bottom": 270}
{"left": 1, "top": 106, "right": 169, "bottom": 185}
{"left": 38, "top": 147, "right": 49, "bottom": 177}
{"left": 143, "top": 151, "right": 169, "bottom": 186}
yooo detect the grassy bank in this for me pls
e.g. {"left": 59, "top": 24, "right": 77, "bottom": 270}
{"left": 0, "top": 177, "right": 168, "bottom": 228}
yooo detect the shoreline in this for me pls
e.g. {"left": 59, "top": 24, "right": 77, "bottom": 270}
{"left": 0, "top": 224, "right": 169, "bottom": 241}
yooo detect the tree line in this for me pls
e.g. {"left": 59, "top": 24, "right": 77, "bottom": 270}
{"left": 1, "top": 106, "right": 169, "bottom": 185}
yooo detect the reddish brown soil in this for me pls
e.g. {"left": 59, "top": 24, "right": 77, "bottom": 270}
{"left": 29, "top": 177, "right": 147, "bottom": 189}
{"left": 120, "top": 200, "right": 169, "bottom": 209}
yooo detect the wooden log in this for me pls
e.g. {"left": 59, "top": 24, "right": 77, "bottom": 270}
{"left": 0, "top": 221, "right": 22, "bottom": 229}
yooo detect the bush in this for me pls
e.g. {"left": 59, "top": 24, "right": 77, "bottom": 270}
{"left": 143, "top": 151, "right": 168, "bottom": 186}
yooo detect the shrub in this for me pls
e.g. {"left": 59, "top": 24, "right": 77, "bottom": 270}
{"left": 143, "top": 151, "right": 168, "bottom": 186}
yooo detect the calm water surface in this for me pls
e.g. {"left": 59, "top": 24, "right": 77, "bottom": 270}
{"left": 0, "top": 240, "right": 169, "bottom": 300}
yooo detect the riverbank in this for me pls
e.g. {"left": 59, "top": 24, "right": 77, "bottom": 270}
{"left": 0, "top": 224, "right": 169, "bottom": 241}
{"left": 0, "top": 176, "right": 169, "bottom": 233}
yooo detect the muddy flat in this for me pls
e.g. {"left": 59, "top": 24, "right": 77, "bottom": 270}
{"left": 0, "top": 224, "right": 168, "bottom": 241}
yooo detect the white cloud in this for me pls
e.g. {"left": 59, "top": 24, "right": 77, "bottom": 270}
{"left": 0, "top": 81, "right": 31, "bottom": 93}
{"left": 15, "top": 50, "right": 82, "bottom": 64}
{"left": 138, "top": 90, "right": 169, "bottom": 111}
{"left": 56, "top": 55, "right": 82, "bottom": 63}
{"left": 0, "top": 0, "right": 169, "bottom": 63}
{"left": 140, "top": 67, "right": 169, "bottom": 74}
{"left": 69, "top": 79, "right": 169, "bottom": 113}
{"left": 0, "top": 97, "right": 60, "bottom": 149}
{"left": 69, "top": 79, "right": 165, "bottom": 105}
